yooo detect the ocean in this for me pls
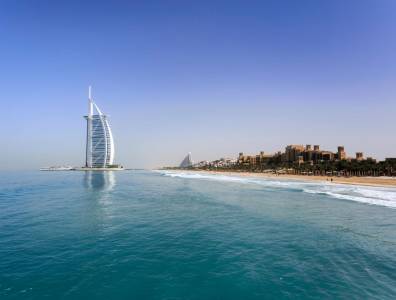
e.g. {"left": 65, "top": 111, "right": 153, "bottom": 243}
{"left": 1, "top": 170, "right": 395, "bottom": 299}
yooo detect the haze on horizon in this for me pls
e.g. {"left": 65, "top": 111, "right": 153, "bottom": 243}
{"left": 1, "top": 0, "right": 395, "bottom": 170}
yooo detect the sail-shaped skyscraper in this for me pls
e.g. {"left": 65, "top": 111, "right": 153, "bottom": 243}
{"left": 179, "top": 152, "right": 193, "bottom": 168}
{"left": 84, "top": 87, "right": 115, "bottom": 168}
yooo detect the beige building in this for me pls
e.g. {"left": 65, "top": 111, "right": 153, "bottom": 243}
{"left": 356, "top": 152, "right": 364, "bottom": 161}
{"left": 284, "top": 145, "right": 305, "bottom": 163}
{"left": 237, "top": 144, "right": 367, "bottom": 168}
{"left": 337, "top": 146, "right": 346, "bottom": 160}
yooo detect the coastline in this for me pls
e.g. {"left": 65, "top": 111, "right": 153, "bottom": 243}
{"left": 40, "top": 167, "right": 124, "bottom": 171}
{"left": 164, "top": 169, "right": 396, "bottom": 188}
{"left": 73, "top": 167, "right": 124, "bottom": 171}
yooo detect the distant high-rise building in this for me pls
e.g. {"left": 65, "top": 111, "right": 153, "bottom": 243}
{"left": 180, "top": 152, "right": 193, "bottom": 168}
{"left": 84, "top": 87, "right": 115, "bottom": 168}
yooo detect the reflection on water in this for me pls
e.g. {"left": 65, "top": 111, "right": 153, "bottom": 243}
{"left": 83, "top": 171, "right": 116, "bottom": 191}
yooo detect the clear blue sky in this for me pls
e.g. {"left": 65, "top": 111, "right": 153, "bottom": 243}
{"left": 1, "top": 0, "right": 395, "bottom": 169}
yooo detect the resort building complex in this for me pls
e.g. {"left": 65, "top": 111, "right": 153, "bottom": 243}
{"left": 84, "top": 87, "right": 115, "bottom": 168}
{"left": 178, "top": 145, "right": 396, "bottom": 177}
{"left": 236, "top": 144, "right": 372, "bottom": 168}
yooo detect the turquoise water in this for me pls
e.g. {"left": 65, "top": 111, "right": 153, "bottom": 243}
{"left": 1, "top": 170, "right": 396, "bottom": 299}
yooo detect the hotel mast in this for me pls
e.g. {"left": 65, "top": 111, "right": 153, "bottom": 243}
{"left": 84, "top": 87, "right": 115, "bottom": 168}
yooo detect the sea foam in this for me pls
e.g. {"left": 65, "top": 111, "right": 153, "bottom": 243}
{"left": 156, "top": 170, "right": 396, "bottom": 208}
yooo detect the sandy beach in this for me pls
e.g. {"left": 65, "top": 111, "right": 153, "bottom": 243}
{"left": 172, "top": 170, "right": 396, "bottom": 188}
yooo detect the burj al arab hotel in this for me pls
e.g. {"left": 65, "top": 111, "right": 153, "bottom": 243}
{"left": 84, "top": 87, "right": 115, "bottom": 168}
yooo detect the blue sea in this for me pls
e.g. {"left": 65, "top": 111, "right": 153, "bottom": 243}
{"left": 1, "top": 170, "right": 396, "bottom": 299}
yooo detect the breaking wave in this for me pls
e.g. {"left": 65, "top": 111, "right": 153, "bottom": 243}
{"left": 155, "top": 170, "right": 396, "bottom": 208}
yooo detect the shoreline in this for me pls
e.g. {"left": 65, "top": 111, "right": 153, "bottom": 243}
{"left": 163, "top": 169, "right": 396, "bottom": 188}
{"left": 40, "top": 168, "right": 125, "bottom": 171}
{"left": 73, "top": 167, "right": 124, "bottom": 171}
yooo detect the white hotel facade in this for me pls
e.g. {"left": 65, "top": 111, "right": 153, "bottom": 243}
{"left": 84, "top": 87, "right": 115, "bottom": 168}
